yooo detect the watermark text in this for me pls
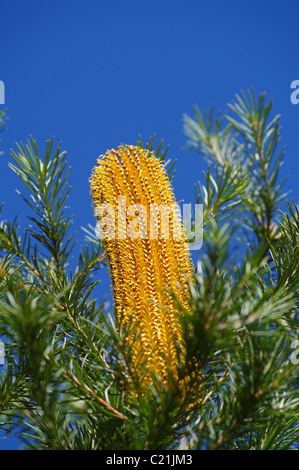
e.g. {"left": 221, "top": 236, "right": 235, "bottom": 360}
{"left": 0, "top": 81, "right": 5, "bottom": 105}
{"left": 94, "top": 198, "right": 203, "bottom": 250}
{"left": 290, "top": 80, "right": 299, "bottom": 104}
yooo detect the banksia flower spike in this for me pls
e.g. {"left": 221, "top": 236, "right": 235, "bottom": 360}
{"left": 90, "top": 145, "right": 196, "bottom": 398}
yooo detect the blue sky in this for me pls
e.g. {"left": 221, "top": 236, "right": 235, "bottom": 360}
{"left": 0, "top": 0, "right": 299, "bottom": 449}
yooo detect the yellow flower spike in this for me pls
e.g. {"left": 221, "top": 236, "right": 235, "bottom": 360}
{"left": 90, "top": 144, "right": 197, "bottom": 400}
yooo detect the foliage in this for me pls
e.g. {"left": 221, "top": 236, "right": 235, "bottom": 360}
{"left": 0, "top": 89, "right": 298, "bottom": 449}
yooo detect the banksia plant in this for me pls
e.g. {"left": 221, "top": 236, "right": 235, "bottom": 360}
{"left": 90, "top": 145, "right": 196, "bottom": 398}
{"left": 1, "top": 90, "right": 299, "bottom": 450}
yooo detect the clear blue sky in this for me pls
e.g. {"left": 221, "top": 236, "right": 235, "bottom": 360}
{"left": 0, "top": 0, "right": 299, "bottom": 449}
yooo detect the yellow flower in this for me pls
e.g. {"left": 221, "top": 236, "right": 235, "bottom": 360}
{"left": 90, "top": 145, "right": 196, "bottom": 396}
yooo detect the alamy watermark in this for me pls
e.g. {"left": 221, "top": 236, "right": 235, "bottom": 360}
{"left": 94, "top": 198, "right": 203, "bottom": 251}
{"left": 0, "top": 339, "right": 5, "bottom": 365}
{"left": 290, "top": 80, "right": 299, "bottom": 105}
{"left": 290, "top": 339, "right": 299, "bottom": 365}
{"left": 0, "top": 80, "right": 5, "bottom": 105}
